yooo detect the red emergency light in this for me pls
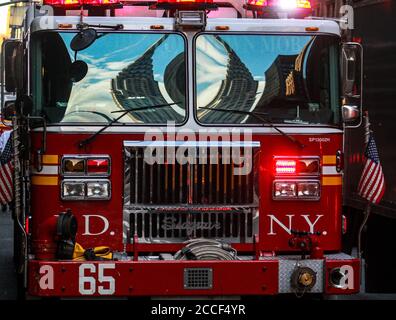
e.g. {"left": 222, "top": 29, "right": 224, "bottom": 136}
{"left": 87, "top": 158, "right": 110, "bottom": 174}
{"left": 157, "top": 0, "right": 213, "bottom": 3}
{"left": 150, "top": 0, "right": 217, "bottom": 10}
{"left": 246, "top": 0, "right": 311, "bottom": 9}
{"left": 275, "top": 159, "right": 297, "bottom": 174}
{"left": 43, "top": 0, "right": 120, "bottom": 7}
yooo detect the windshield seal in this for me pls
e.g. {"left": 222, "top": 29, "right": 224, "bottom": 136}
{"left": 30, "top": 30, "right": 189, "bottom": 127}
{"left": 192, "top": 31, "right": 341, "bottom": 128}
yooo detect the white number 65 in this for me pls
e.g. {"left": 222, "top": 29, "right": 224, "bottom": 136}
{"left": 79, "top": 263, "right": 116, "bottom": 295}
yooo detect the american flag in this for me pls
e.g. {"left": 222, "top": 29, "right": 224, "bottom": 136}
{"left": 0, "top": 132, "right": 13, "bottom": 206}
{"left": 357, "top": 132, "right": 385, "bottom": 204}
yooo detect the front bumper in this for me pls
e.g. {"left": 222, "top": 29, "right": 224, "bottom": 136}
{"left": 28, "top": 253, "right": 359, "bottom": 297}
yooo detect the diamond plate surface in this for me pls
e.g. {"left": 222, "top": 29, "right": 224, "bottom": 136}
{"left": 279, "top": 259, "right": 324, "bottom": 293}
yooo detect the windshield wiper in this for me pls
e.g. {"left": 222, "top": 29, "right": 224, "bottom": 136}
{"left": 199, "top": 107, "right": 305, "bottom": 149}
{"left": 77, "top": 23, "right": 124, "bottom": 30}
{"left": 78, "top": 102, "right": 180, "bottom": 148}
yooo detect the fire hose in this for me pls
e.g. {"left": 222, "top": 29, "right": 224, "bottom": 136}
{"left": 174, "top": 239, "right": 238, "bottom": 261}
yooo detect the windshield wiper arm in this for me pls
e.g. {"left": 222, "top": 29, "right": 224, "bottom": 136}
{"left": 77, "top": 23, "right": 124, "bottom": 30}
{"left": 78, "top": 102, "right": 179, "bottom": 148}
{"left": 199, "top": 107, "right": 305, "bottom": 149}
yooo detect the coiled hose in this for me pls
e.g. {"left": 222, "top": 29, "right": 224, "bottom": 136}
{"left": 174, "top": 239, "right": 238, "bottom": 260}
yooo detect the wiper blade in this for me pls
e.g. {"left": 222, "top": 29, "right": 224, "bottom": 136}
{"left": 199, "top": 107, "right": 305, "bottom": 149}
{"left": 77, "top": 23, "right": 124, "bottom": 30}
{"left": 78, "top": 102, "right": 179, "bottom": 148}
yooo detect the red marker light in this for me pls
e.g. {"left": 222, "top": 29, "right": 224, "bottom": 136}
{"left": 275, "top": 159, "right": 297, "bottom": 174}
{"left": 87, "top": 158, "right": 110, "bottom": 174}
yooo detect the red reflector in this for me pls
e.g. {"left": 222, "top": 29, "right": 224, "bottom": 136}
{"left": 25, "top": 217, "right": 29, "bottom": 234}
{"left": 87, "top": 159, "right": 109, "bottom": 174}
{"left": 275, "top": 160, "right": 296, "bottom": 174}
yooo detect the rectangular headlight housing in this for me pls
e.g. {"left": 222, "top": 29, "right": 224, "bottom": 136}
{"left": 61, "top": 180, "right": 111, "bottom": 200}
{"left": 86, "top": 181, "right": 110, "bottom": 199}
{"left": 274, "top": 181, "right": 297, "bottom": 198}
{"left": 273, "top": 180, "right": 320, "bottom": 200}
{"left": 297, "top": 181, "right": 320, "bottom": 199}
{"left": 62, "top": 181, "right": 85, "bottom": 200}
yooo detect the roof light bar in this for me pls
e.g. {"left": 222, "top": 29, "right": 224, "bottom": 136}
{"left": 244, "top": 0, "right": 312, "bottom": 18}
{"left": 43, "top": 0, "right": 120, "bottom": 8}
{"left": 246, "top": 0, "right": 311, "bottom": 9}
{"left": 150, "top": 0, "right": 217, "bottom": 10}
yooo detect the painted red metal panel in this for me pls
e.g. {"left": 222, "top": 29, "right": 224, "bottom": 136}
{"left": 28, "top": 260, "right": 279, "bottom": 297}
{"left": 30, "top": 131, "right": 343, "bottom": 256}
{"left": 324, "top": 258, "right": 360, "bottom": 294}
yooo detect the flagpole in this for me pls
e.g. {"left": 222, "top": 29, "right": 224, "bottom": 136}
{"left": 357, "top": 111, "right": 372, "bottom": 293}
{"left": 358, "top": 201, "right": 371, "bottom": 259}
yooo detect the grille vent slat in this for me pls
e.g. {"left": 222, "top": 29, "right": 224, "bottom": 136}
{"left": 128, "top": 209, "right": 255, "bottom": 243}
{"left": 128, "top": 146, "right": 257, "bottom": 205}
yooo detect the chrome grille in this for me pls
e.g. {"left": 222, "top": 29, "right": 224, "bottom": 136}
{"left": 124, "top": 208, "right": 257, "bottom": 243}
{"left": 123, "top": 141, "right": 260, "bottom": 205}
{"left": 123, "top": 141, "right": 260, "bottom": 244}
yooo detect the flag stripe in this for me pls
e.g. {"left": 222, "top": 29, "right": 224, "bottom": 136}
{"left": 367, "top": 167, "right": 382, "bottom": 201}
{"left": 361, "top": 163, "right": 380, "bottom": 198}
{"left": 370, "top": 169, "right": 384, "bottom": 203}
{"left": 0, "top": 131, "right": 14, "bottom": 206}
{"left": 3, "top": 163, "right": 13, "bottom": 194}
{"left": 357, "top": 160, "right": 371, "bottom": 191}
{"left": 0, "top": 163, "right": 13, "bottom": 195}
{"left": 0, "top": 168, "right": 12, "bottom": 203}
{"left": 359, "top": 161, "right": 377, "bottom": 196}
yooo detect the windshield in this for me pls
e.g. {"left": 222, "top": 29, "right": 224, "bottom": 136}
{"left": 195, "top": 34, "right": 340, "bottom": 125}
{"left": 31, "top": 32, "right": 187, "bottom": 124}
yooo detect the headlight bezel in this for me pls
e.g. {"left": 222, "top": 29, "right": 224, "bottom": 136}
{"left": 273, "top": 179, "right": 321, "bottom": 201}
{"left": 61, "top": 179, "right": 111, "bottom": 201}
{"left": 61, "top": 155, "right": 111, "bottom": 176}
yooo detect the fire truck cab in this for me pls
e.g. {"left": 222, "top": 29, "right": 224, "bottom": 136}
{"left": 1, "top": 0, "right": 363, "bottom": 298}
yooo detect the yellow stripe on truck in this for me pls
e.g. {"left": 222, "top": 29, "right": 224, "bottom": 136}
{"left": 322, "top": 155, "right": 336, "bottom": 165}
{"left": 322, "top": 176, "right": 342, "bottom": 186}
{"left": 31, "top": 176, "right": 58, "bottom": 186}
{"left": 42, "top": 155, "right": 59, "bottom": 165}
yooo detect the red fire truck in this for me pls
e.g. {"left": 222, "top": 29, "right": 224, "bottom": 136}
{"left": 1, "top": 0, "right": 363, "bottom": 298}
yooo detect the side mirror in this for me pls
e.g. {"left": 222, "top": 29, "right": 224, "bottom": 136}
{"left": 342, "top": 105, "right": 360, "bottom": 122}
{"left": 2, "top": 40, "right": 24, "bottom": 92}
{"left": 341, "top": 42, "right": 363, "bottom": 127}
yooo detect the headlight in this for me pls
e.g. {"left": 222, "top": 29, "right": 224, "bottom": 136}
{"left": 87, "top": 181, "right": 110, "bottom": 199}
{"left": 273, "top": 180, "right": 320, "bottom": 200}
{"left": 297, "top": 181, "right": 320, "bottom": 199}
{"left": 62, "top": 181, "right": 85, "bottom": 199}
{"left": 61, "top": 180, "right": 111, "bottom": 200}
{"left": 274, "top": 181, "right": 297, "bottom": 198}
